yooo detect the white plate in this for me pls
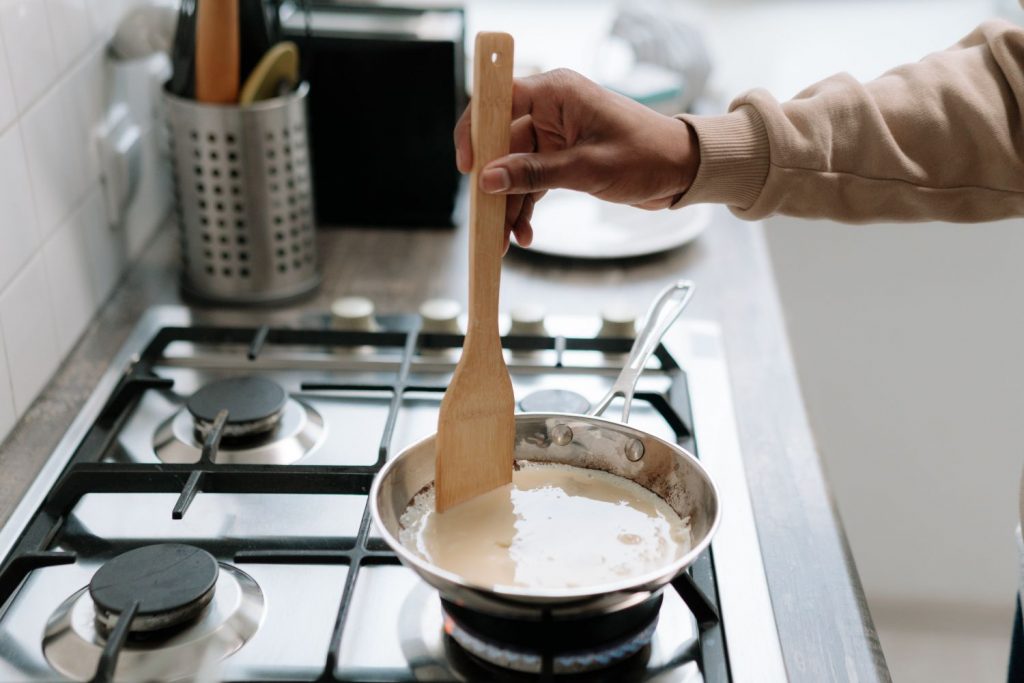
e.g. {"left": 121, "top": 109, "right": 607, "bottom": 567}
{"left": 515, "top": 190, "right": 711, "bottom": 259}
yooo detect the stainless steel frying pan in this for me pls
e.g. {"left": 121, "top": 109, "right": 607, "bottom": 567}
{"left": 370, "top": 281, "right": 720, "bottom": 620}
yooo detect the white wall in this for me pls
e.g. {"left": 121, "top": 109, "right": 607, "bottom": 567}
{"left": 768, "top": 217, "right": 1024, "bottom": 609}
{"left": 0, "top": 0, "right": 171, "bottom": 444}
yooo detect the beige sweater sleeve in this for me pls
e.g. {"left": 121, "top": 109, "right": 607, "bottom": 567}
{"left": 674, "top": 20, "right": 1024, "bottom": 223}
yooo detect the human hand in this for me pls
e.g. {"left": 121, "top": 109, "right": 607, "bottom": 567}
{"left": 454, "top": 68, "right": 700, "bottom": 252}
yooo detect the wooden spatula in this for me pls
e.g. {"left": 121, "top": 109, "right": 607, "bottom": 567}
{"left": 435, "top": 32, "right": 516, "bottom": 513}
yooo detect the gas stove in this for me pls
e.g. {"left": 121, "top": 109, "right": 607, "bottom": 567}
{"left": 0, "top": 305, "right": 785, "bottom": 682}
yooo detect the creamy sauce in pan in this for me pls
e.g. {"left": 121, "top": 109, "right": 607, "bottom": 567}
{"left": 398, "top": 462, "right": 692, "bottom": 590}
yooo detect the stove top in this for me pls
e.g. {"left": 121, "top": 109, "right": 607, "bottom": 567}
{"left": 0, "top": 306, "right": 786, "bottom": 682}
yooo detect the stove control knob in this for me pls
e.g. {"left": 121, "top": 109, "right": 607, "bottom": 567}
{"left": 419, "top": 298, "right": 462, "bottom": 334}
{"left": 599, "top": 305, "right": 637, "bottom": 338}
{"left": 331, "top": 296, "right": 378, "bottom": 332}
{"left": 509, "top": 304, "right": 547, "bottom": 336}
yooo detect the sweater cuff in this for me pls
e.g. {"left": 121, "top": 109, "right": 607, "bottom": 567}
{"left": 671, "top": 105, "right": 770, "bottom": 210}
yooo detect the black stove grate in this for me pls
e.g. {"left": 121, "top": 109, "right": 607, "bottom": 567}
{"left": 0, "top": 319, "right": 729, "bottom": 683}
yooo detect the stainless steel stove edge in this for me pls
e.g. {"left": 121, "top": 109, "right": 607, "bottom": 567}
{"left": 0, "top": 307, "right": 193, "bottom": 563}
{"left": 663, "top": 321, "right": 787, "bottom": 682}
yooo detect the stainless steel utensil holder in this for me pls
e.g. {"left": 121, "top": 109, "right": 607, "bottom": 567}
{"left": 164, "top": 83, "right": 320, "bottom": 305}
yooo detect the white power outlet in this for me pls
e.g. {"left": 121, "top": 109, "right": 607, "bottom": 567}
{"left": 94, "top": 104, "right": 142, "bottom": 227}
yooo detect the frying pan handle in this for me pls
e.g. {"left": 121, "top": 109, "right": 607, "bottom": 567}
{"left": 588, "top": 280, "right": 695, "bottom": 422}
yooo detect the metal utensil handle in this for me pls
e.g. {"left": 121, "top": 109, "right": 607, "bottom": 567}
{"left": 589, "top": 280, "right": 695, "bottom": 422}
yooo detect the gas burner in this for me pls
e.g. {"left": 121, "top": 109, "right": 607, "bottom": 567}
{"left": 440, "top": 596, "right": 661, "bottom": 675}
{"left": 89, "top": 544, "right": 218, "bottom": 635}
{"left": 154, "top": 380, "right": 325, "bottom": 465}
{"left": 43, "top": 549, "right": 264, "bottom": 681}
{"left": 186, "top": 376, "right": 288, "bottom": 439}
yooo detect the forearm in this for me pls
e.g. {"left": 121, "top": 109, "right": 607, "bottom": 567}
{"left": 675, "top": 20, "right": 1024, "bottom": 223}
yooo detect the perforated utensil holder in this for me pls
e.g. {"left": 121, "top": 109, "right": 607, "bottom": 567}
{"left": 164, "top": 83, "right": 320, "bottom": 305}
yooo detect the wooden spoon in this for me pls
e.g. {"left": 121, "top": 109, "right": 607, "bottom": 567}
{"left": 239, "top": 41, "right": 299, "bottom": 104}
{"left": 435, "top": 32, "right": 516, "bottom": 513}
{"left": 195, "top": 0, "right": 240, "bottom": 103}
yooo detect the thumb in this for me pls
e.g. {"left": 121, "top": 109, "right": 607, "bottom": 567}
{"left": 480, "top": 150, "right": 584, "bottom": 195}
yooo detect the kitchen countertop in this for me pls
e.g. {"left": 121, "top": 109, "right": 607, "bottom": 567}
{"left": 0, "top": 202, "right": 888, "bottom": 682}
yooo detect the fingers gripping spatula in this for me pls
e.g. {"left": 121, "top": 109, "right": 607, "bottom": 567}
{"left": 435, "top": 32, "right": 516, "bottom": 513}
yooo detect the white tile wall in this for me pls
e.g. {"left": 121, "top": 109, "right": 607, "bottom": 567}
{"left": 0, "top": 0, "right": 173, "bottom": 444}
{"left": 0, "top": 19, "right": 15, "bottom": 131}
{"left": 0, "top": 254, "right": 60, "bottom": 415}
{"left": 0, "top": 124, "right": 39, "bottom": 290}
{"left": 20, "top": 69, "right": 90, "bottom": 237}
{"left": 0, "top": 0, "right": 59, "bottom": 113}
{"left": 45, "top": 0, "right": 96, "bottom": 72}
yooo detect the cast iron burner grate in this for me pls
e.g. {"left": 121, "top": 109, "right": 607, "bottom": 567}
{"left": 0, "top": 316, "right": 729, "bottom": 682}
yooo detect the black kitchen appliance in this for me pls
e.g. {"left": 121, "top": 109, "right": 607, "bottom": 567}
{"left": 281, "top": 2, "right": 466, "bottom": 228}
